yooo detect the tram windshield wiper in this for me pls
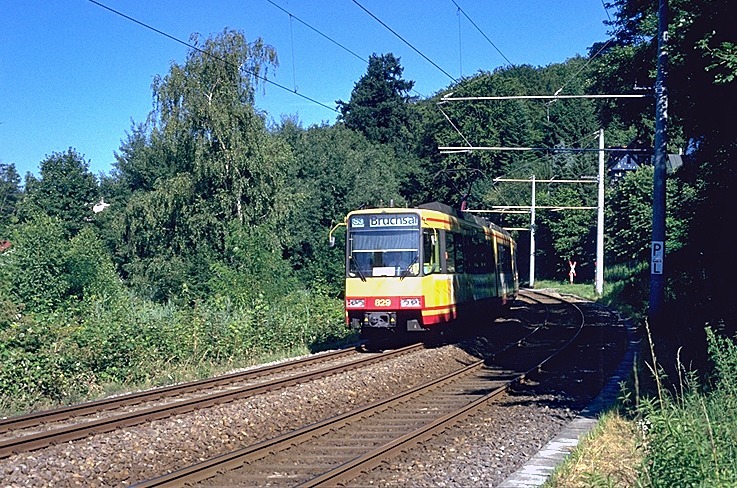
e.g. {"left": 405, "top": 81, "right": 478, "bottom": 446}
{"left": 399, "top": 255, "right": 418, "bottom": 281}
{"left": 350, "top": 254, "right": 367, "bottom": 282}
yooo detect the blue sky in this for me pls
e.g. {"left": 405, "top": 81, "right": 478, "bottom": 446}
{"left": 1, "top": 1, "right": 612, "bottom": 177}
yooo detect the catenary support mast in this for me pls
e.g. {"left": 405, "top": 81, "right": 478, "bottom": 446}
{"left": 649, "top": 0, "right": 668, "bottom": 325}
{"left": 596, "top": 129, "right": 605, "bottom": 295}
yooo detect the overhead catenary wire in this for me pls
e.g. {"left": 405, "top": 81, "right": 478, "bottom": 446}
{"left": 437, "top": 104, "right": 473, "bottom": 148}
{"left": 450, "top": 0, "right": 514, "bottom": 68}
{"left": 552, "top": 37, "right": 616, "bottom": 96}
{"left": 88, "top": 0, "right": 339, "bottom": 113}
{"left": 438, "top": 146, "right": 651, "bottom": 154}
{"left": 264, "top": 0, "right": 425, "bottom": 99}
{"left": 264, "top": 0, "right": 367, "bottom": 64}
{"left": 351, "top": 0, "right": 458, "bottom": 84}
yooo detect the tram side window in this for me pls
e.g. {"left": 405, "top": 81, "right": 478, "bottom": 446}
{"left": 445, "top": 233, "right": 455, "bottom": 273}
{"left": 497, "top": 240, "right": 509, "bottom": 274}
{"left": 466, "top": 234, "right": 475, "bottom": 273}
{"left": 471, "top": 233, "right": 484, "bottom": 273}
{"left": 485, "top": 236, "right": 494, "bottom": 273}
{"left": 423, "top": 229, "right": 440, "bottom": 275}
{"left": 459, "top": 235, "right": 466, "bottom": 273}
{"left": 502, "top": 242, "right": 513, "bottom": 275}
{"left": 446, "top": 232, "right": 464, "bottom": 274}
{"left": 479, "top": 235, "right": 491, "bottom": 273}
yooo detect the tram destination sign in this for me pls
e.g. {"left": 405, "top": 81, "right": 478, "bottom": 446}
{"left": 350, "top": 213, "right": 419, "bottom": 229}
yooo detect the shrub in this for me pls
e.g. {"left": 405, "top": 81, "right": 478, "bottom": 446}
{"left": 0, "top": 215, "right": 69, "bottom": 313}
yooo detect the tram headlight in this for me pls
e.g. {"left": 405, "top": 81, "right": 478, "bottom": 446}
{"left": 346, "top": 298, "right": 365, "bottom": 308}
{"left": 400, "top": 297, "right": 422, "bottom": 308}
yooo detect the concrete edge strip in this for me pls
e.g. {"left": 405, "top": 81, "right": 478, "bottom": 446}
{"left": 498, "top": 315, "right": 640, "bottom": 487}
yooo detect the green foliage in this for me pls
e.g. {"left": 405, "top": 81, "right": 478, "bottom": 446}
{"left": 605, "top": 166, "right": 654, "bottom": 263}
{"left": 337, "top": 53, "right": 416, "bottom": 147}
{"left": 705, "top": 328, "right": 737, "bottom": 397}
{"left": 604, "top": 166, "right": 688, "bottom": 267}
{"left": 637, "top": 330, "right": 737, "bottom": 486}
{"left": 698, "top": 38, "right": 737, "bottom": 83}
{"left": 110, "top": 29, "right": 297, "bottom": 305}
{"left": 0, "top": 214, "right": 124, "bottom": 313}
{"left": 148, "top": 29, "right": 286, "bottom": 228}
{"left": 412, "top": 59, "right": 603, "bottom": 219}
{"left": 213, "top": 221, "right": 299, "bottom": 300}
{"left": 0, "top": 313, "right": 84, "bottom": 405}
{"left": 21, "top": 149, "right": 98, "bottom": 237}
{"left": 66, "top": 226, "right": 123, "bottom": 300}
{"left": 0, "top": 284, "right": 350, "bottom": 412}
{"left": 275, "top": 123, "right": 405, "bottom": 296}
{"left": 1, "top": 215, "right": 70, "bottom": 312}
{"left": 540, "top": 183, "right": 598, "bottom": 278}
{"left": 0, "top": 162, "right": 21, "bottom": 239}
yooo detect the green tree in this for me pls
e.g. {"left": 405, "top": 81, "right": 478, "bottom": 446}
{"left": 114, "top": 122, "right": 171, "bottom": 192}
{"left": 151, "top": 30, "right": 283, "bottom": 224}
{"left": 412, "top": 59, "right": 602, "bottom": 212}
{"left": 66, "top": 225, "right": 124, "bottom": 302}
{"left": 0, "top": 163, "right": 21, "bottom": 239}
{"left": 276, "top": 123, "right": 404, "bottom": 295}
{"left": 0, "top": 215, "right": 69, "bottom": 312}
{"left": 21, "top": 149, "right": 98, "bottom": 237}
{"left": 337, "top": 53, "right": 416, "bottom": 147}
{"left": 604, "top": 165, "right": 686, "bottom": 267}
{"left": 605, "top": 166, "right": 654, "bottom": 264}
{"left": 113, "top": 29, "right": 296, "bottom": 301}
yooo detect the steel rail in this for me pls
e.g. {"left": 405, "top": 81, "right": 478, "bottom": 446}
{"left": 0, "top": 343, "right": 423, "bottom": 459}
{"left": 306, "top": 291, "right": 586, "bottom": 487}
{"left": 0, "top": 347, "right": 360, "bottom": 434}
{"left": 133, "top": 360, "right": 488, "bottom": 487}
{"left": 135, "top": 290, "right": 585, "bottom": 487}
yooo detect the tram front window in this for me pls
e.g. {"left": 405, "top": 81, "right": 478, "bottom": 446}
{"left": 348, "top": 229, "right": 420, "bottom": 278}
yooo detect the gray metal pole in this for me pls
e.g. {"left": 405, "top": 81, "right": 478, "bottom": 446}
{"left": 529, "top": 175, "right": 536, "bottom": 287}
{"left": 596, "top": 129, "right": 605, "bottom": 295}
{"left": 649, "top": 0, "right": 668, "bottom": 325}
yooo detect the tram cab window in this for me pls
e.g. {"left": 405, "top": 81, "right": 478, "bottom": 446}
{"left": 422, "top": 229, "right": 440, "bottom": 275}
{"left": 348, "top": 228, "right": 420, "bottom": 278}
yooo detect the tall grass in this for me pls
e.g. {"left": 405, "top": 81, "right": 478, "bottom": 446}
{"left": 637, "top": 326, "right": 737, "bottom": 486}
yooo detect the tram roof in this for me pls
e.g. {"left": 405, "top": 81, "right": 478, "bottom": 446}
{"left": 417, "top": 202, "right": 508, "bottom": 236}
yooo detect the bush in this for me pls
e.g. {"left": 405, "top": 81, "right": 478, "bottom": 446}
{"left": 0, "top": 215, "right": 69, "bottom": 312}
{"left": 0, "top": 216, "right": 352, "bottom": 414}
{"left": 0, "top": 280, "right": 350, "bottom": 413}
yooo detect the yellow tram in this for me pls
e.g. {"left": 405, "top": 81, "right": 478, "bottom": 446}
{"left": 334, "top": 202, "right": 518, "bottom": 344}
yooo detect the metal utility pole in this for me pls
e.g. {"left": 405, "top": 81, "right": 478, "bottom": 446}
{"left": 596, "top": 129, "right": 605, "bottom": 295}
{"left": 530, "top": 175, "right": 536, "bottom": 287}
{"left": 649, "top": 0, "right": 668, "bottom": 326}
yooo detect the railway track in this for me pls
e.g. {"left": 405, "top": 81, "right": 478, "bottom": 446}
{"left": 1, "top": 289, "right": 627, "bottom": 487}
{"left": 135, "top": 289, "right": 586, "bottom": 487}
{"left": 0, "top": 343, "right": 424, "bottom": 459}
